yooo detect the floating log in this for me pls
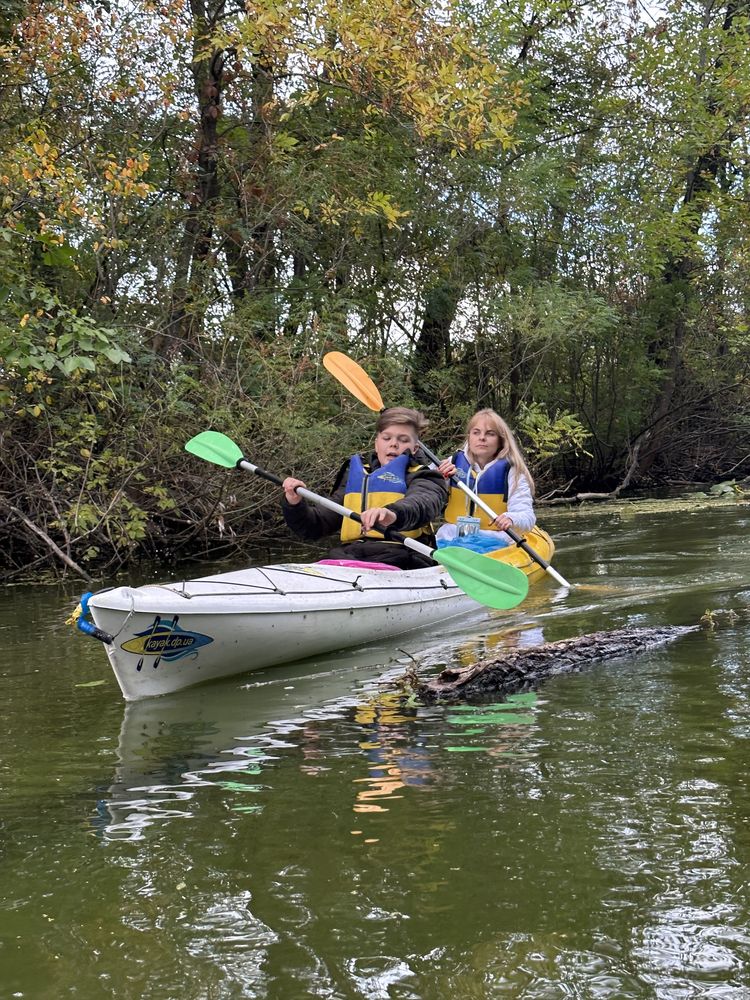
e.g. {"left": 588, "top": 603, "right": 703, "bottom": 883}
{"left": 418, "top": 625, "right": 697, "bottom": 704}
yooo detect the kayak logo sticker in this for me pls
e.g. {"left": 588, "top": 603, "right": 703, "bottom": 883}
{"left": 121, "top": 615, "right": 213, "bottom": 671}
{"left": 273, "top": 564, "right": 324, "bottom": 576}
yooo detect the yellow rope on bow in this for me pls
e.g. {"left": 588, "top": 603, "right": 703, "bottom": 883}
{"left": 66, "top": 602, "right": 83, "bottom": 626}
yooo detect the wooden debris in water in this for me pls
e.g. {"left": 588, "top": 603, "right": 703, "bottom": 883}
{"left": 418, "top": 625, "right": 698, "bottom": 704}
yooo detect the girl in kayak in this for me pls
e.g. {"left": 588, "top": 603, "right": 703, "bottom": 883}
{"left": 282, "top": 407, "right": 449, "bottom": 569}
{"left": 436, "top": 409, "right": 535, "bottom": 549}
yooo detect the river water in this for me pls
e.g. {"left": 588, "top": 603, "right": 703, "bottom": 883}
{"left": 2, "top": 501, "right": 750, "bottom": 998}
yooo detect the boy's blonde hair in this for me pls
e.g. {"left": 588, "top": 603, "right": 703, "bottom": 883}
{"left": 464, "top": 409, "right": 535, "bottom": 496}
{"left": 376, "top": 407, "right": 428, "bottom": 438}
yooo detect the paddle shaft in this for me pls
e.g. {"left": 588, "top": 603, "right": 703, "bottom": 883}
{"left": 416, "top": 442, "right": 571, "bottom": 588}
{"left": 238, "top": 459, "right": 435, "bottom": 559}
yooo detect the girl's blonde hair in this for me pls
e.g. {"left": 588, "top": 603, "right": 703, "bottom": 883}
{"left": 464, "top": 409, "right": 535, "bottom": 496}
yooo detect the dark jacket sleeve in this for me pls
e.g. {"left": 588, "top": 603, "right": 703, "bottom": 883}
{"left": 386, "top": 461, "right": 449, "bottom": 532}
{"left": 281, "top": 460, "right": 350, "bottom": 541}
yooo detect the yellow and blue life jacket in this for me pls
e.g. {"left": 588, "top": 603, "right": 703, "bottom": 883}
{"left": 443, "top": 452, "right": 510, "bottom": 529}
{"left": 340, "top": 453, "right": 425, "bottom": 542}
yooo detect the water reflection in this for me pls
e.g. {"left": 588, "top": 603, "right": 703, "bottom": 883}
{"left": 353, "top": 693, "right": 435, "bottom": 819}
{"left": 97, "top": 658, "right": 369, "bottom": 840}
{"left": 445, "top": 693, "right": 538, "bottom": 757}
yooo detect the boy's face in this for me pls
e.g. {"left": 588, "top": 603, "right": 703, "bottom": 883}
{"left": 375, "top": 423, "right": 418, "bottom": 466}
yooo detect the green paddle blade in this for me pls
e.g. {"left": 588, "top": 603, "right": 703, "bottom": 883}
{"left": 185, "top": 431, "right": 244, "bottom": 469}
{"left": 435, "top": 547, "right": 529, "bottom": 610}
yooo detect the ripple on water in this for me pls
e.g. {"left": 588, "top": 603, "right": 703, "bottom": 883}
{"left": 632, "top": 908, "right": 750, "bottom": 981}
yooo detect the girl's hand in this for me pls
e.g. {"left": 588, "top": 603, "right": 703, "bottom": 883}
{"left": 438, "top": 458, "right": 456, "bottom": 479}
{"left": 492, "top": 514, "right": 514, "bottom": 532}
{"left": 359, "top": 506, "right": 396, "bottom": 533}
{"left": 282, "top": 477, "right": 306, "bottom": 505}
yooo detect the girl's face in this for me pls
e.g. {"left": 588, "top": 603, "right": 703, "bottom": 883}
{"left": 468, "top": 417, "right": 502, "bottom": 466}
{"left": 375, "top": 423, "right": 418, "bottom": 466}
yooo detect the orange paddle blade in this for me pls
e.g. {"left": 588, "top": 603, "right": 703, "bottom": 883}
{"left": 323, "top": 351, "right": 384, "bottom": 412}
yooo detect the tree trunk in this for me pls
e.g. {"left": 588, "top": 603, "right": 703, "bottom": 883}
{"left": 223, "top": 54, "right": 277, "bottom": 318}
{"left": 413, "top": 280, "right": 461, "bottom": 381}
{"left": 155, "top": 0, "right": 226, "bottom": 357}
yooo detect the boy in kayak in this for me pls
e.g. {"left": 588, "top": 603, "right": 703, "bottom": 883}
{"left": 281, "top": 407, "right": 448, "bottom": 569}
{"left": 436, "top": 408, "right": 536, "bottom": 551}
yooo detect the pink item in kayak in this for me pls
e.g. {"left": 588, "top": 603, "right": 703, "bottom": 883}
{"left": 317, "top": 559, "right": 402, "bottom": 572}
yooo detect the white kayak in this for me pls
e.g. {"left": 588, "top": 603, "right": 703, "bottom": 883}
{"left": 78, "top": 526, "right": 555, "bottom": 701}
{"left": 83, "top": 560, "right": 480, "bottom": 701}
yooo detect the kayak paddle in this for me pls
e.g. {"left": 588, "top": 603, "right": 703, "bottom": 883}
{"left": 322, "top": 351, "right": 572, "bottom": 589}
{"left": 323, "top": 351, "right": 385, "bottom": 411}
{"left": 185, "top": 430, "right": 529, "bottom": 611}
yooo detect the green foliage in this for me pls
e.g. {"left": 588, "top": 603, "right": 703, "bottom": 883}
{"left": 0, "top": 271, "right": 133, "bottom": 416}
{"left": 1, "top": 292, "right": 131, "bottom": 374}
{"left": 516, "top": 402, "right": 592, "bottom": 463}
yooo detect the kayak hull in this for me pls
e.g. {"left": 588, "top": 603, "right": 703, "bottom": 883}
{"left": 87, "top": 528, "right": 555, "bottom": 701}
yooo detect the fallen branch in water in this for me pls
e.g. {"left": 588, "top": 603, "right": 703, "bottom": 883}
{"left": 418, "top": 625, "right": 698, "bottom": 704}
{"left": 2, "top": 501, "right": 93, "bottom": 583}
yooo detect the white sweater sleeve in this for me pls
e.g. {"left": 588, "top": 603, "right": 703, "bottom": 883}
{"left": 506, "top": 470, "right": 536, "bottom": 532}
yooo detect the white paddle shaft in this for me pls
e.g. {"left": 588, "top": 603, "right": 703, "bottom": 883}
{"left": 238, "top": 459, "right": 434, "bottom": 558}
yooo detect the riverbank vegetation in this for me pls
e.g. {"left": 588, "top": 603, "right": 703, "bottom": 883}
{"left": 1, "top": 0, "right": 750, "bottom": 580}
